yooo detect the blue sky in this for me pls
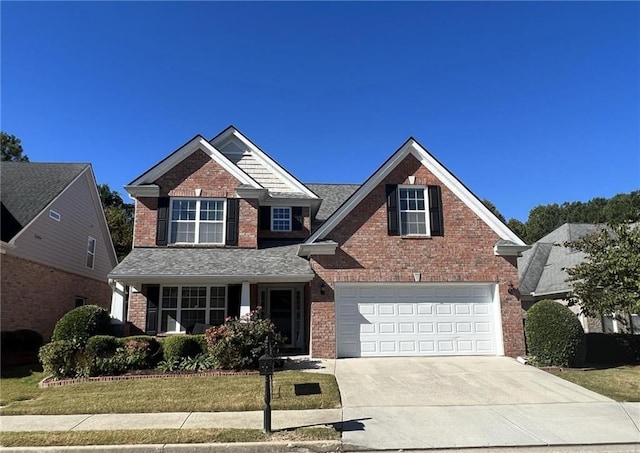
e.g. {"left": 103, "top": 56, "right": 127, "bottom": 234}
{"left": 2, "top": 1, "right": 638, "bottom": 222}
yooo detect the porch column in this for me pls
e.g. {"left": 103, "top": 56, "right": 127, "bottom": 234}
{"left": 109, "top": 281, "right": 126, "bottom": 324}
{"left": 240, "top": 281, "right": 251, "bottom": 317}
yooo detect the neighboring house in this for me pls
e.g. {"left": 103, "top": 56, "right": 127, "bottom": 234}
{"left": 1, "top": 162, "right": 118, "bottom": 340}
{"left": 109, "top": 126, "right": 529, "bottom": 358}
{"left": 518, "top": 223, "right": 639, "bottom": 334}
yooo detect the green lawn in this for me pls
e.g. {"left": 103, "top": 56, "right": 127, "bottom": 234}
{"left": 0, "top": 366, "right": 341, "bottom": 415}
{"left": 549, "top": 365, "right": 640, "bottom": 402}
{"left": 0, "top": 427, "right": 340, "bottom": 447}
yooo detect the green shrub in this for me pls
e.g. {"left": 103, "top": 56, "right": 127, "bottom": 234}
{"left": 123, "top": 335, "right": 163, "bottom": 367}
{"left": 51, "top": 305, "right": 112, "bottom": 345}
{"left": 161, "top": 335, "right": 205, "bottom": 362}
{"left": 525, "top": 300, "right": 586, "bottom": 367}
{"left": 586, "top": 333, "right": 640, "bottom": 364}
{"left": 85, "top": 336, "right": 123, "bottom": 376}
{"left": 204, "top": 309, "right": 283, "bottom": 370}
{"left": 39, "top": 340, "right": 85, "bottom": 379}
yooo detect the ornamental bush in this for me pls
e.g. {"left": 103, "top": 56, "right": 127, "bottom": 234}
{"left": 205, "top": 309, "right": 283, "bottom": 370}
{"left": 161, "top": 335, "right": 205, "bottom": 362}
{"left": 525, "top": 300, "right": 586, "bottom": 367}
{"left": 39, "top": 340, "right": 85, "bottom": 379}
{"left": 51, "top": 305, "right": 112, "bottom": 345}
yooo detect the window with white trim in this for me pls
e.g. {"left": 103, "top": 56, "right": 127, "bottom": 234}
{"left": 398, "top": 187, "right": 429, "bottom": 236}
{"left": 170, "top": 198, "right": 225, "bottom": 244}
{"left": 49, "top": 210, "right": 61, "bottom": 221}
{"left": 86, "top": 237, "right": 96, "bottom": 269}
{"left": 271, "top": 207, "right": 292, "bottom": 231}
{"left": 160, "top": 286, "right": 227, "bottom": 333}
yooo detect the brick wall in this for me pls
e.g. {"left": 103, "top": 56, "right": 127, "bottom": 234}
{"left": 309, "top": 153, "right": 525, "bottom": 358}
{"left": 0, "top": 254, "right": 112, "bottom": 340}
{"left": 133, "top": 149, "right": 259, "bottom": 247}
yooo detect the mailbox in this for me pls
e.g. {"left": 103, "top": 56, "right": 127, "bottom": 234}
{"left": 259, "top": 353, "right": 274, "bottom": 376}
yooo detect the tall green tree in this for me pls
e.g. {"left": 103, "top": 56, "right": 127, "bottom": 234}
{"left": 98, "top": 184, "right": 133, "bottom": 261}
{"left": 481, "top": 199, "right": 506, "bottom": 223}
{"left": 565, "top": 223, "right": 640, "bottom": 325}
{"left": 1, "top": 132, "right": 29, "bottom": 161}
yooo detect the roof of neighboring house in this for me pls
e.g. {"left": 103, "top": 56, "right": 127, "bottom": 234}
{"left": 0, "top": 162, "right": 89, "bottom": 240}
{"left": 518, "top": 223, "right": 604, "bottom": 298}
{"left": 108, "top": 245, "right": 315, "bottom": 283}
{"left": 306, "top": 183, "right": 361, "bottom": 224}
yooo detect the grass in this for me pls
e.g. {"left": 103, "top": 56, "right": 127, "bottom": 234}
{"left": 549, "top": 365, "right": 640, "bottom": 402}
{"left": 0, "top": 366, "right": 341, "bottom": 415}
{"left": 0, "top": 427, "right": 340, "bottom": 447}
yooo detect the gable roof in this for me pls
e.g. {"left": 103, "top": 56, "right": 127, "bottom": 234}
{"left": 306, "top": 138, "right": 525, "bottom": 245}
{"left": 518, "top": 223, "right": 604, "bottom": 298}
{"left": 126, "top": 134, "right": 261, "bottom": 192}
{"left": 1, "top": 162, "right": 89, "bottom": 241}
{"left": 211, "top": 126, "right": 319, "bottom": 199}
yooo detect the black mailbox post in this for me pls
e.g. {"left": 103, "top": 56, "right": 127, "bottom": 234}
{"left": 258, "top": 338, "right": 274, "bottom": 433}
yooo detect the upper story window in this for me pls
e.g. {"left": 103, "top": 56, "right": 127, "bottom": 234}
{"left": 49, "top": 210, "right": 61, "bottom": 222}
{"left": 271, "top": 207, "right": 292, "bottom": 232}
{"left": 398, "top": 187, "right": 429, "bottom": 236}
{"left": 86, "top": 237, "right": 96, "bottom": 269}
{"left": 170, "top": 198, "right": 225, "bottom": 244}
{"left": 386, "top": 184, "right": 444, "bottom": 237}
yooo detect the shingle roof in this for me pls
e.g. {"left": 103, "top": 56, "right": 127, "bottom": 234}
{"left": 109, "top": 245, "right": 314, "bottom": 281}
{"left": 306, "top": 183, "right": 360, "bottom": 224}
{"left": 518, "top": 223, "right": 604, "bottom": 297}
{"left": 0, "top": 162, "right": 88, "bottom": 240}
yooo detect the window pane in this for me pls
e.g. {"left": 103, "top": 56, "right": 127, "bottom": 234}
{"left": 209, "top": 310, "right": 225, "bottom": 326}
{"left": 86, "top": 254, "right": 95, "bottom": 268}
{"left": 161, "top": 311, "right": 177, "bottom": 332}
{"left": 200, "top": 200, "right": 224, "bottom": 221}
{"left": 87, "top": 238, "right": 96, "bottom": 253}
{"left": 199, "top": 223, "right": 223, "bottom": 243}
{"left": 171, "top": 221, "right": 195, "bottom": 243}
{"left": 172, "top": 200, "right": 196, "bottom": 220}
{"left": 209, "top": 286, "right": 226, "bottom": 309}
{"left": 181, "top": 287, "right": 207, "bottom": 308}
{"left": 181, "top": 310, "right": 206, "bottom": 330}
{"left": 161, "top": 287, "right": 178, "bottom": 308}
{"left": 399, "top": 188, "right": 427, "bottom": 235}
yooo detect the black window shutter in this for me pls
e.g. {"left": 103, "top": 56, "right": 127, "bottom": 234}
{"left": 259, "top": 206, "right": 271, "bottom": 231}
{"left": 145, "top": 285, "right": 159, "bottom": 335}
{"left": 292, "top": 207, "right": 303, "bottom": 231}
{"left": 156, "top": 197, "right": 170, "bottom": 246}
{"left": 386, "top": 184, "right": 399, "bottom": 236}
{"left": 428, "top": 185, "right": 444, "bottom": 236}
{"left": 225, "top": 198, "right": 239, "bottom": 246}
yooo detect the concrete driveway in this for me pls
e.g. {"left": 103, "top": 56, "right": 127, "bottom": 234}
{"left": 332, "top": 357, "right": 640, "bottom": 450}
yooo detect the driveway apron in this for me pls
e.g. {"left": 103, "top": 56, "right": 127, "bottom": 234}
{"left": 334, "top": 356, "right": 640, "bottom": 450}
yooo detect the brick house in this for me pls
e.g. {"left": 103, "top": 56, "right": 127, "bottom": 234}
{"left": 1, "top": 162, "right": 118, "bottom": 340}
{"left": 109, "top": 126, "right": 529, "bottom": 358}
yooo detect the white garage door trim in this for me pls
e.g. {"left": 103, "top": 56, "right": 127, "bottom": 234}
{"left": 335, "top": 282, "right": 504, "bottom": 358}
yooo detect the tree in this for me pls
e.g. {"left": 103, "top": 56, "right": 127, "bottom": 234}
{"left": 564, "top": 223, "right": 640, "bottom": 325}
{"left": 98, "top": 184, "right": 133, "bottom": 261}
{"left": 1, "top": 132, "right": 29, "bottom": 161}
{"left": 507, "top": 218, "right": 526, "bottom": 240}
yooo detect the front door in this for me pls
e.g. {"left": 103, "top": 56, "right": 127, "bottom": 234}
{"left": 268, "top": 289, "right": 294, "bottom": 346}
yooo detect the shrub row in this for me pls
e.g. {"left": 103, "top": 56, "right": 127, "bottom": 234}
{"left": 585, "top": 333, "right": 640, "bottom": 364}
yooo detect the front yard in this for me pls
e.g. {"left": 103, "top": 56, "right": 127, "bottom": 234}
{"left": 0, "top": 365, "right": 341, "bottom": 415}
{"left": 548, "top": 365, "right": 640, "bottom": 402}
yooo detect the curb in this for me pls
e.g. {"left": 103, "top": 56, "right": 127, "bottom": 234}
{"left": 0, "top": 440, "right": 342, "bottom": 453}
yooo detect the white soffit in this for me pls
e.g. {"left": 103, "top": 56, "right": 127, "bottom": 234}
{"left": 128, "top": 135, "right": 261, "bottom": 188}
{"left": 307, "top": 139, "right": 524, "bottom": 245}
{"left": 211, "top": 128, "right": 319, "bottom": 199}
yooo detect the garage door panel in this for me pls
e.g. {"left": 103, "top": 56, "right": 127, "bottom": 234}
{"left": 336, "top": 283, "right": 498, "bottom": 357}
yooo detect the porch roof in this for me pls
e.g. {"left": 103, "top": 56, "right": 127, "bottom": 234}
{"left": 108, "top": 245, "right": 315, "bottom": 285}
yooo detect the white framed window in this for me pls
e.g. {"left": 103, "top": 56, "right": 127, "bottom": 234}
{"left": 86, "top": 237, "right": 96, "bottom": 269}
{"left": 49, "top": 210, "right": 61, "bottom": 222}
{"left": 271, "top": 207, "right": 292, "bottom": 231}
{"left": 170, "top": 198, "right": 225, "bottom": 244}
{"left": 398, "top": 186, "right": 429, "bottom": 236}
{"left": 159, "top": 285, "right": 227, "bottom": 333}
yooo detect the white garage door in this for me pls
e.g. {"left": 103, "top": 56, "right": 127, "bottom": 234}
{"left": 335, "top": 283, "right": 500, "bottom": 357}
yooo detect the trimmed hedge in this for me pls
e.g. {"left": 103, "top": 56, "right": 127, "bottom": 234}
{"left": 585, "top": 333, "right": 640, "bottom": 364}
{"left": 39, "top": 340, "right": 85, "bottom": 379}
{"left": 161, "top": 335, "right": 205, "bottom": 362}
{"left": 525, "top": 300, "right": 586, "bottom": 367}
{"left": 52, "top": 305, "right": 112, "bottom": 345}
